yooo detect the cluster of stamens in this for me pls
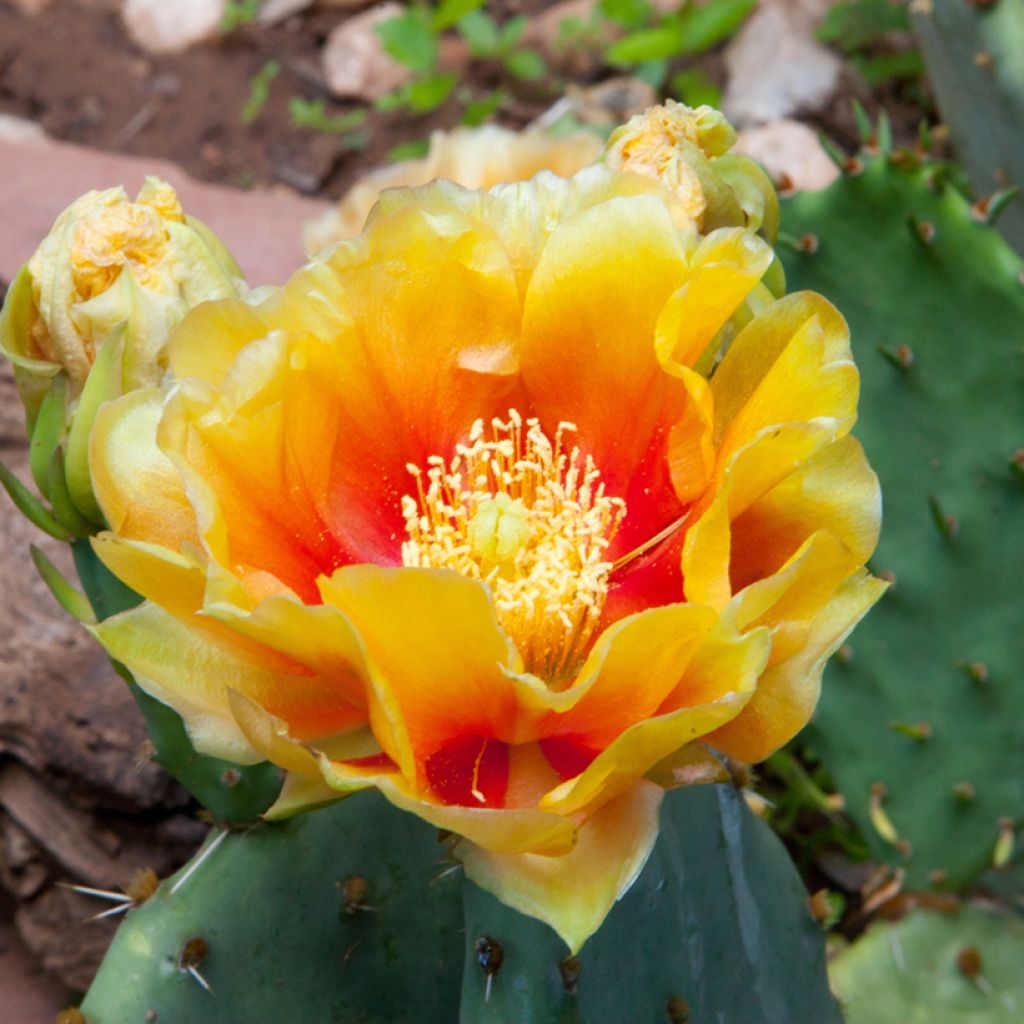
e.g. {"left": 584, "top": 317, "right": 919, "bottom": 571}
{"left": 401, "top": 411, "right": 626, "bottom": 682}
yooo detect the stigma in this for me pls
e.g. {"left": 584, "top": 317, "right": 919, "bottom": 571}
{"left": 401, "top": 411, "right": 626, "bottom": 682}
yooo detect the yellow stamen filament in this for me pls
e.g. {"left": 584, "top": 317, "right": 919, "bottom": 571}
{"left": 401, "top": 412, "right": 626, "bottom": 682}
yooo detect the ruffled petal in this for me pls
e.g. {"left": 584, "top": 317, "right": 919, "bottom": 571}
{"left": 318, "top": 565, "right": 522, "bottom": 780}
{"left": 541, "top": 622, "right": 769, "bottom": 817}
{"left": 459, "top": 780, "right": 664, "bottom": 954}
{"left": 709, "top": 571, "right": 888, "bottom": 761}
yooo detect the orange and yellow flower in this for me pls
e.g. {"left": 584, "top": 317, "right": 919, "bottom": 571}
{"left": 87, "top": 152, "right": 883, "bottom": 951}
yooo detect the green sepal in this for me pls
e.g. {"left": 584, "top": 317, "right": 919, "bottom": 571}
{"left": 46, "top": 446, "right": 96, "bottom": 538}
{"left": 28, "top": 371, "right": 70, "bottom": 499}
{"left": 0, "top": 461, "right": 71, "bottom": 541}
{"left": 64, "top": 324, "right": 126, "bottom": 525}
{"left": 29, "top": 543, "right": 97, "bottom": 624}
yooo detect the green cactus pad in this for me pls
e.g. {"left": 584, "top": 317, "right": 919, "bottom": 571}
{"left": 460, "top": 783, "right": 842, "bottom": 1024}
{"left": 780, "top": 148, "right": 1024, "bottom": 888}
{"left": 830, "top": 906, "right": 1024, "bottom": 1023}
{"left": 79, "top": 790, "right": 465, "bottom": 1024}
{"left": 80, "top": 784, "right": 841, "bottom": 1023}
{"left": 912, "top": 0, "right": 1024, "bottom": 253}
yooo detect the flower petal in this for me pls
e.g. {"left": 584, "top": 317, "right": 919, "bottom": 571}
{"left": 89, "top": 387, "right": 197, "bottom": 548}
{"left": 318, "top": 565, "right": 522, "bottom": 780}
{"left": 459, "top": 780, "right": 664, "bottom": 954}
{"left": 316, "top": 755, "right": 576, "bottom": 856}
{"left": 708, "top": 571, "right": 888, "bottom": 761}
{"left": 541, "top": 622, "right": 769, "bottom": 817}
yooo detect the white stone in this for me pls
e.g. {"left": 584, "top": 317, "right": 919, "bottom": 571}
{"left": 122, "top": 0, "right": 227, "bottom": 55}
{"left": 0, "top": 115, "right": 48, "bottom": 145}
{"left": 322, "top": 3, "right": 412, "bottom": 101}
{"left": 723, "top": 0, "right": 842, "bottom": 127}
{"left": 734, "top": 119, "right": 840, "bottom": 193}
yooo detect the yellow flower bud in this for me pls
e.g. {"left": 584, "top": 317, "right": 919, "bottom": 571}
{"left": 0, "top": 177, "right": 245, "bottom": 530}
{"left": 1, "top": 177, "right": 243, "bottom": 422}
{"left": 605, "top": 101, "right": 779, "bottom": 246}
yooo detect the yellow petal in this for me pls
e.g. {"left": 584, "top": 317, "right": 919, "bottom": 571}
{"left": 318, "top": 566, "right": 521, "bottom": 779}
{"left": 89, "top": 387, "right": 197, "bottom": 549}
{"left": 541, "top": 623, "right": 769, "bottom": 817}
{"left": 459, "top": 780, "right": 664, "bottom": 954}
{"left": 655, "top": 228, "right": 773, "bottom": 372}
{"left": 316, "top": 757, "right": 577, "bottom": 856}
{"left": 709, "top": 571, "right": 888, "bottom": 761}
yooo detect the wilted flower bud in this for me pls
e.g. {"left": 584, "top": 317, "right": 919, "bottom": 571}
{"left": 605, "top": 100, "right": 779, "bottom": 245}
{"left": 0, "top": 177, "right": 245, "bottom": 530}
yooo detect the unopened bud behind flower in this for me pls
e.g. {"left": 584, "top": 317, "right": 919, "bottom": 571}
{"left": 605, "top": 100, "right": 779, "bottom": 245}
{"left": 2, "top": 176, "right": 243, "bottom": 421}
{"left": 0, "top": 177, "right": 245, "bottom": 530}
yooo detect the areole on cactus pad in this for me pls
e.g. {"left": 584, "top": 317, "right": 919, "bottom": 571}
{"left": 80, "top": 104, "right": 883, "bottom": 953}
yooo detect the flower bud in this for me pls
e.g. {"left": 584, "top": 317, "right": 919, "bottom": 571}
{"left": 0, "top": 177, "right": 245, "bottom": 530}
{"left": 605, "top": 101, "right": 780, "bottom": 245}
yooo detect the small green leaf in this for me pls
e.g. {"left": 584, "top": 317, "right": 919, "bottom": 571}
{"left": 503, "top": 48, "right": 546, "bottom": 82}
{"left": 433, "top": 0, "right": 485, "bottom": 31}
{"left": 634, "top": 58, "right": 669, "bottom": 89}
{"left": 817, "top": 0, "right": 910, "bottom": 53}
{"left": 606, "top": 24, "right": 685, "bottom": 64}
{"left": 498, "top": 14, "right": 528, "bottom": 50}
{"left": 375, "top": 85, "right": 412, "bottom": 112}
{"left": 376, "top": 8, "right": 439, "bottom": 73}
{"left": 289, "top": 97, "right": 368, "bottom": 135}
{"left": 0, "top": 462, "right": 70, "bottom": 541}
{"left": 852, "top": 50, "right": 925, "bottom": 87}
{"left": 675, "top": 0, "right": 756, "bottom": 54}
{"left": 241, "top": 59, "right": 280, "bottom": 125}
{"left": 29, "top": 544, "right": 96, "bottom": 624}
{"left": 599, "top": 0, "right": 652, "bottom": 28}
{"left": 458, "top": 9, "right": 501, "bottom": 57}
{"left": 460, "top": 88, "right": 506, "bottom": 126}
{"left": 388, "top": 139, "right": 431, "bottom": 163}
{"left": 408, "top": 73, "right": 457, "bottom": 112}
{"left": 670, "top": 67, "right": 722, "bottom": 108}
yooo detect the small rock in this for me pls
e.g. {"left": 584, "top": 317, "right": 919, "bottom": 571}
{"left": 734, "top": 118, "right": 840, "bottom": 192}
{"left": 723, "top": 0, "right": 841, "bottom": 126}
{"left": 259, "top": 0, "right": 314, "bottom": 23}
{"left": 322, "top": 3, "right": 413, "bottom": 101}
{"left": 0, "top": 114, "right": 47, "bottom": 145}
{"left": 122, "top": 0, "right": 227, "bottom": 55}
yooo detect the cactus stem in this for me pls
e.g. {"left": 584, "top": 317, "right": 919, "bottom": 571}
{"left": 819, "top": 135, "right": 847, "bottom": 171}
{"left": 887, "top": 720, "right": 932, "bottom": 742}
{"left": 927, "top": 494, "right": 958, "bottom": 538}
{"left": 170, "top": 829, "right": 227, "bottom": 896}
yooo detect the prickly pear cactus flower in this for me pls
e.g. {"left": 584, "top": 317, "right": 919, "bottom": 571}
{"left": 88, "top": 148, "right": 883, "bottom": 951}
{"left": 303, "top": 125, "right": 604, "bottom": 256}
